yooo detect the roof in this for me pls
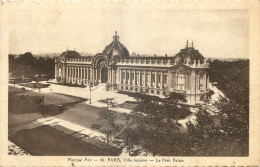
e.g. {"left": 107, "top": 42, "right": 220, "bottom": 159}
{"left": 59, "top": 50, "right": 82, "bottom": 59}
{"left": 174, "top": 41, "right": 205, "bottom": 64}
{"left": 102, "top": 31, "right": 130, "bottom": 59}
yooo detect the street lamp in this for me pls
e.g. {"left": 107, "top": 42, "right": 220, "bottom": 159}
{"left": 89, "top": 81, "right": 93, "bottom": 104}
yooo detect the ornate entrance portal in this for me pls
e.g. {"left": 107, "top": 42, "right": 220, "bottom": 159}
{"left": 101, "top": 66, "right": 108, "bottom": 83}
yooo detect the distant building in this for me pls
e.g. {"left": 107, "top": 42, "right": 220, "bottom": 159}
{"left": 55, "top": 31, "right": 210, "bottom": 104}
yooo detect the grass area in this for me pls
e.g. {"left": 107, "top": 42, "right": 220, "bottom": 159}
{"left": 9, "top": 126, "right": 120, "bottom": 156}
{"left": 8, "top": 86, "right": 87, "bottom": 115}
{"left": 118, "top": 101, "right": 138, "bottom": 110}
{"left": 19, "top": 82, "right": 50, "bottom": 89}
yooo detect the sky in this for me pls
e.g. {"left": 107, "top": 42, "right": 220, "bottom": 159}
{"left": 8, "top": 4, "right": 248, "bottom": 58}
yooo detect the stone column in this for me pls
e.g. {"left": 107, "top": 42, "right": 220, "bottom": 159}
{"left": 99, "top": 68, "right": 102, "bottom": 83}
{"left": 155, "top": 71, "right": 158, "bottom": 88}
{"left": 133, "top": 70, "right": 136, "bottom": 86}
{"left": 150, "top": 71, "right": 152, "bottom": 87}
{"left": 111, "top": 69, "right": 113, "bottom": 83}
{"left": 119, "top": 68, "right": 122, "bottom": 84}
{"left": 144, "top": 70, "right": 146, "bottom": 87}
{"left": 81, "top": 67, "right": 83, "bottom": 79}
{"left": 74, "top": 67, "right": 76, "bottom": 78}
{"left": 82, "top": 67, "right": 85, "bottom": 79}
{"left": 87, "top": 68, "right": 88, "bottom": 80}
{"left": 87, "top": 68, "right": 89, "bottom": 80}
{"left": 124, "top": 69, "right": 127, "bottom": 85}
{"left": 96, "top": 68, "right": 98, "bottom": 82}
{"left": 139, "top": 70, "right": 141, "bottom": 87}
{"left": 129, "top": 69, "right": 132, "bottom": 85}
{"left": 88, "top": 68, "right": 93, "bottom": 81}
{"left": 160, "top": 71, "right": 163, "bottom": 89}
{"left": 108, "top": 69, "right": 110, "bottom": 83}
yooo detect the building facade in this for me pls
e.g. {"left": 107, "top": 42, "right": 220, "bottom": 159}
{"left": 55, "top": 32, "right": 210, "bottom": 104}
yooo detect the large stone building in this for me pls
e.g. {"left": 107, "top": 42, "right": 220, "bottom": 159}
{"left": 55, "top": 31, "right": 210, "bottom": 104}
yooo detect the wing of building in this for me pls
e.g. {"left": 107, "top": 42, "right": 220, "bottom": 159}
{"left": 55, "top": 31, "right": 210, "bottom": 104}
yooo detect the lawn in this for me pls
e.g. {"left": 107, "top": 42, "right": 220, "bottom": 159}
{"left": 19, "top": 82, "right": 50, "bottom": 89}
{"left": 8, "top": 86, "right": 87, "bottom": 115}
{"left": 9, "top": 126, "right": 120, "bottom": 156}
{"left": 118, "top": 101, "right": 138, "bottom": 110}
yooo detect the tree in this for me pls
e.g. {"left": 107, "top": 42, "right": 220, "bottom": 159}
{"left": 122, "top": 92, "right": 191, "bottom": 156}
{"left": 185, "top": 98, "right": 249, "bottom": 156}
{"left": 96, "top": 98, "right": 123, "bottom": 144}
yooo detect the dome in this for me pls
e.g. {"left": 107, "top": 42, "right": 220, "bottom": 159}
{"left": 59, "top": 50, "right": 81, "bottom": 59}
{"left": 174, "top": 41, "right": 205, "bottom": 64}
{"left": 103, "top": 31, "right": 130, "bottom": 59}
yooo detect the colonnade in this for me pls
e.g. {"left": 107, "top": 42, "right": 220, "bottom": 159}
{"left": 119, "top": 68, "right": 168, "bottom": 89}
{"left": 66, "top": 66, "right": 92, "bottom": 80}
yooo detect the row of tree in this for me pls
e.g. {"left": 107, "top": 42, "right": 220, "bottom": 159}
{"left": 9, "top": 52, "right": 55, "bottom": 80}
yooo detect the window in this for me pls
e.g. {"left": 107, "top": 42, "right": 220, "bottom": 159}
{"left": 163, "top": 75, "right": 168, "bottom": 88}
{"left": 177, "top": 74, "right": 185, "bottom": 91}
{"left": 157, "top": 75, "right": 161, "bottom": 88}
{"left": 199, "top": 74, "right": 205, "bottom": 91}
{"left": 126, "top": 72, "right": 129, "bottom": 84}
{"left": 136, "top": 73, "right": 139, "bottom": 85}
{"left": 88, "top": 69, "right": 90, "bottom": 80}
{"left": 121, "top": 71, "right": 125, "bottom": 84}
{"left": 131, "top": 73, "right": 134, "bottom": 85}
{"left": 151, "top": 74, "right": 155, "bottom": 87}
{"left": 146, "top": 74, "right": 150, "bottom": 87}
{"left": 141, "top": 73, "right": 144, "bottom": 86}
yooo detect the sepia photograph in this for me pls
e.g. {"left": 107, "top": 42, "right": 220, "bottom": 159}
{"left": 1, "top": 1, "right": 259, "bottom": 166}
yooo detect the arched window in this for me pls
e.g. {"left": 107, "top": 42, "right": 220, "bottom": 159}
{"left": 177, "top": 74, "right": 185, "bottom": 91}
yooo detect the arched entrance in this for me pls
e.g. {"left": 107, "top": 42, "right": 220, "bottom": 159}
{"left": 101, "top": 66, "right": 108, "bottom": 83}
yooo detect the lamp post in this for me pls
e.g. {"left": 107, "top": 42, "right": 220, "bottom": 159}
{"left": 89, "top": 81, "right": 93, "bottom": 104}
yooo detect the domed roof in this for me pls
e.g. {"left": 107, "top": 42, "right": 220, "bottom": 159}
{"left": 59, "top": 50, "right": 81, "bottom": 59}
{"left": 103, "top": 31, "right": 130, "bottom": 59}
{"left": 174, "top": 41, "right": 205, "bottom": 65}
